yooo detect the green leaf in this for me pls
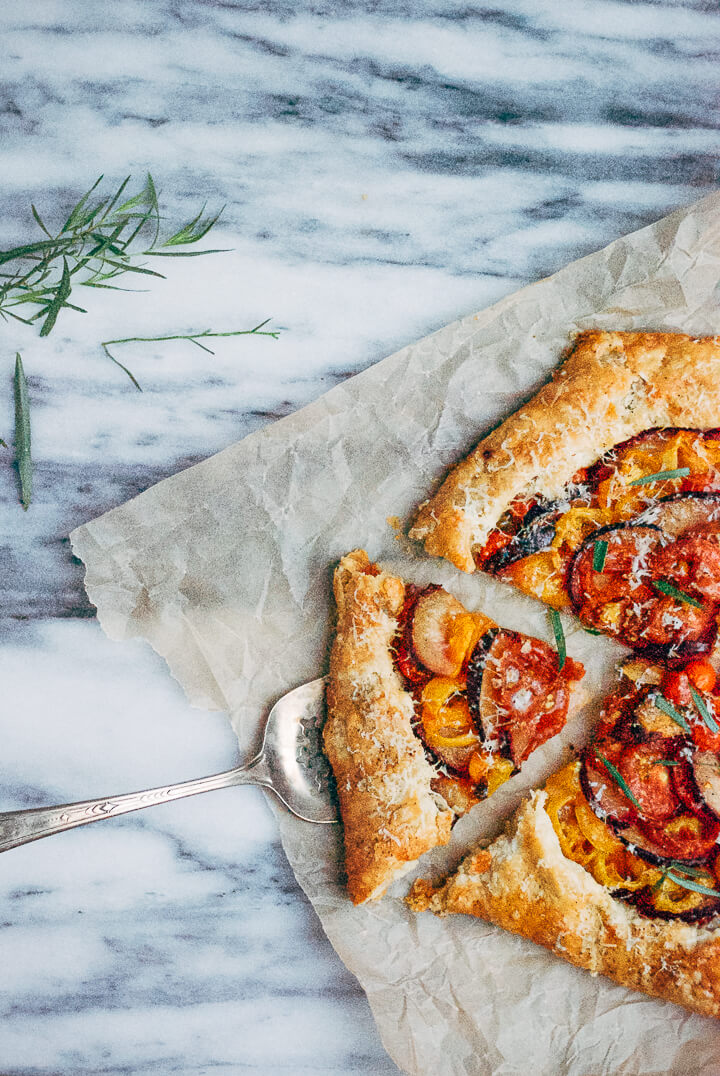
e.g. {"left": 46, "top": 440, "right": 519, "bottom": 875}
{"left": 59, "top": 175, "right": 104, "bottom": 234}
{"left": 14, "top": 353, "right": 32, "bottom": 510}
{"left": 100, "top": 258, "right": 165, "bottom": 279}
{"left": 30, "top": 204, "right": 52, "bottom": 237}
{"left": 653, "top": 693, "right": 691, "bottom": 732}
{"left": 651, "top": 579, "right": 704, "bottom": 609}
{"left": 548, "top": 607, "right": 566, "bottom": 671}
{"left": 146, "top": 247, "right": 230, "bottom": 257}
{"left": 582, "top": 626, "right": 604, "bottom": 635}
{"left": 630, "top": 468, "right": 691, "bottom": 486}
{"left": 593, "top": 539, "right": 608, "bottom": 573}
{"left": 0, "top": 238, "right": 70, "bottom": 266}
{"left": 690, "top": 686, "right": 720, "bottom": 734}
{"left": 163, "top": 206, "right": 224, "bottom": 246}
{"left": 39, "top": 257, "right": 72, "bottom": 336}
{"left": 594, "top": 751, "right": 642, "bottom": 811}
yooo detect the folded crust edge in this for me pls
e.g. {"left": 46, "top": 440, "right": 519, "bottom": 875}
{"left": 410, "top": 331, "right": 720, "bottom": 573}
{"left": 407, "top": 789, "right": 720, "bottom": 1018}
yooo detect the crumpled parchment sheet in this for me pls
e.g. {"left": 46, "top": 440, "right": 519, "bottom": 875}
{"left": 72, "top": 191, "right": 720, "bottom": 1075}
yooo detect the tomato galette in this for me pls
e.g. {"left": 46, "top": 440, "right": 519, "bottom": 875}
{"left": 324, "top": 550, "right": 585, "bottom": 903}
{"left": 411, "top": 332, "right": 720, "bottom": 664}
{"left": 408, "top": 657, "right": 720, "bottom": 1017}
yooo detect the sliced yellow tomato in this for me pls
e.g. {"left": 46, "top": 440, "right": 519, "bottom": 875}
{"left": 485, "top": 756, "right": 515, "bottom": 796}
{"left": 574, "top": 795, "right": 624, "bottom": 855}
{"left": 649, "top": 872, "right": 715, "bottom": 916}
{"left": 421, "top": 678, "right": 476, "bottom": 745}
{"left": 446, "top": 611, "right": 494, "bottom": 670}
{"left": 552, "top": 506, "right": 608, "bottom": 551}
{"left": 501, "top": 549, "right": 573, "bottom": 610}
{"left": 421, "top": 676, "right": 465, "bottom": 712}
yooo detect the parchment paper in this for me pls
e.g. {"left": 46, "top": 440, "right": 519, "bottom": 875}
{"left": 71, "top": 191, "right": 720, "bottom": 1075}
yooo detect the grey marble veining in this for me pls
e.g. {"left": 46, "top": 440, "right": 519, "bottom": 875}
{"left": 1, "top": 0, "right": 720, "bottom": 1072}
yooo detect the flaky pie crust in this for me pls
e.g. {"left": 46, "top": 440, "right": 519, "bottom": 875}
{"left": 324, "top": 550, "right": 454, "bottom": 904}
{"left": 411, "top": 331, "right": 720, "bottom": 572}
{"left": 408, "top": 789, "right": 720, "bottom": 1018}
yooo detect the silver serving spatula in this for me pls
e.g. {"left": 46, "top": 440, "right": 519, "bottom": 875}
{"left": 0, "top": 677, "right": 336, "bottom": 853}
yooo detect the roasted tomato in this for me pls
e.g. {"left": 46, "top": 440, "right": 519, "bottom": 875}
{"left": 632, "top": 811, "right": 720, "bottom": 864}
{"left": 570, "top": 524, "right": 719, "bottom": 661}
{"left": 634, "top": 871, "right": 720, "bottom": 923}
{"left": 672, "top": 756, "right": 708, "bottom": 816}
{"left": 617, "top": 740, "right": 681, "bottom": 823}
{"left": 471, "top": 629, "right": 584, "bottom": 766}
{"left": 684, "top": 657, "right": 717, "bottom": 693}
{"left": 652, "top": 535, "right": 720, "bottom": 603}
{"left": 660, "top": 670, "right": 693, "bottom": 708}
{"left": 581, "top": 747, "right": 638, "bottom": 828}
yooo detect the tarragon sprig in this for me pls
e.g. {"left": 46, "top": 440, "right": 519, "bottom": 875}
{"left": 100, "top": 320, "right": 281, "bottom": 390}
{"left": 0, "top": 174, "right": 227, "bottom": 335}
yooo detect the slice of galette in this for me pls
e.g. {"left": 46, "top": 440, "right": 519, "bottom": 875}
{"left": 411, "top": 331, "right": 720, "bottom": 664}
{"left": 408, "top": 657, "right": 720, "bottom": 1018}
{"left": 324, "top": 549, "right": 585, "bottom": 904}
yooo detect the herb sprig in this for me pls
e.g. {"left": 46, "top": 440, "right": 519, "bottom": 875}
{"left": 100, "top": 320, "right": 280, "bottom": 390}
{"left": 630, "top": 468, "right": 690, "bottom": 486}
{"left": 1, "top": 176, "right": 283, "bottom": 508}
{"left": 548, "top": 607, "right": 566, "bottom": 671}
{"left": 594, "top": 750, "right": 641, "bottom": 811}
{"left": 14, "top": 353, "right": 31, "bottom": 509}
{"left": 653, "top": 693, "right": 691, "bottom": 732}
{"left": 0, "top": 174, "right": 227, "bottom": 334}
{"left": 652, "top": 579, "right": 704, "bottom": 609}
{"left": 654, "top": 863, "right": 720, "bottom": 899}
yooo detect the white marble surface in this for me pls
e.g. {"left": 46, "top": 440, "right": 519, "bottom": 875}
{"left": 2, "top": 1, "right": 720, "bottom": 1072}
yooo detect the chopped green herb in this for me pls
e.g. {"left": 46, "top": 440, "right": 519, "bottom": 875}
{"left": 654, "top": 759, "right": 680, "bottom": 767}
{"left": 652, "top": 579, "right": 704, "bottom": 609}
{"left": 13, "top": 353, "right": 32, "bottom": 510}
{"left": 653, "top": 693, "right": 691, "bottom": 732}
{"left": 548, "top": 608, "right": 566, "bottom": 671}
{"left": 690, "top": 686, "right": 720, "bottom": 734}
{"left": 582, "top": 626, "right": 604, "bottom": 635}
{"left": 592, "top": 539, "right": 608, "bottom": 573}
{"left": 630, "top": 467, "right": 690, "bottom": 486}
{"left": 667, "top": 861, "right": 710, "bottom": 878}
{"left": 594, "top": 751, "right": 642, "bottom": 811}
{"left": 665, "top": 870, "right": 720, "bottom": 899}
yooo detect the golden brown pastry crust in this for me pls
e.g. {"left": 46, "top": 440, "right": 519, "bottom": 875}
{"left": 324, "top": 550, "right": 454, "bottom": 904}
{"left": 408, "top": 790, "right": 720, "bottom": 1018}
{"left": 411, "top": 331, "right": 720, "bottom": 572}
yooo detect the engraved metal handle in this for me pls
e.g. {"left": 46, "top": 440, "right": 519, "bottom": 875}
{"left": 0, "top": 754, "right": 273, "bottom": 853}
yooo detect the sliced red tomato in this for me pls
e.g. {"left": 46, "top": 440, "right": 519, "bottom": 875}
{"left": 570, "top": 525, "right": 719, "bottom": 660}
{"left": 617, "top": 740, "right": 681, "bottom": 823}
{"left": 672, "top": 757, "right": 707, "bottom": 816}
{"left": 580, "top": 742, "right": 638, "bottom": 828}
{"left": 687, "top": 703, "right": 720, "bottom": 753}
{"left": 570, "top": 525, "right": 663, "bottom": 613}
{"left": 660, "top": 670, "right": 692, "bottom": 707}
{"left": 472, "top": 629, "right": 583, "bottom": 766}
{"left": 640, "top": 597, "right": 716, "bottom": 656}
{"left": 475, "top": 528, "right": 513, "bottom": 569}
{"left": 635, "top": 811, "right": 720, "bottom": 863}
{"left": 651, "top": 535, "right": 720, "bottom": 603}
